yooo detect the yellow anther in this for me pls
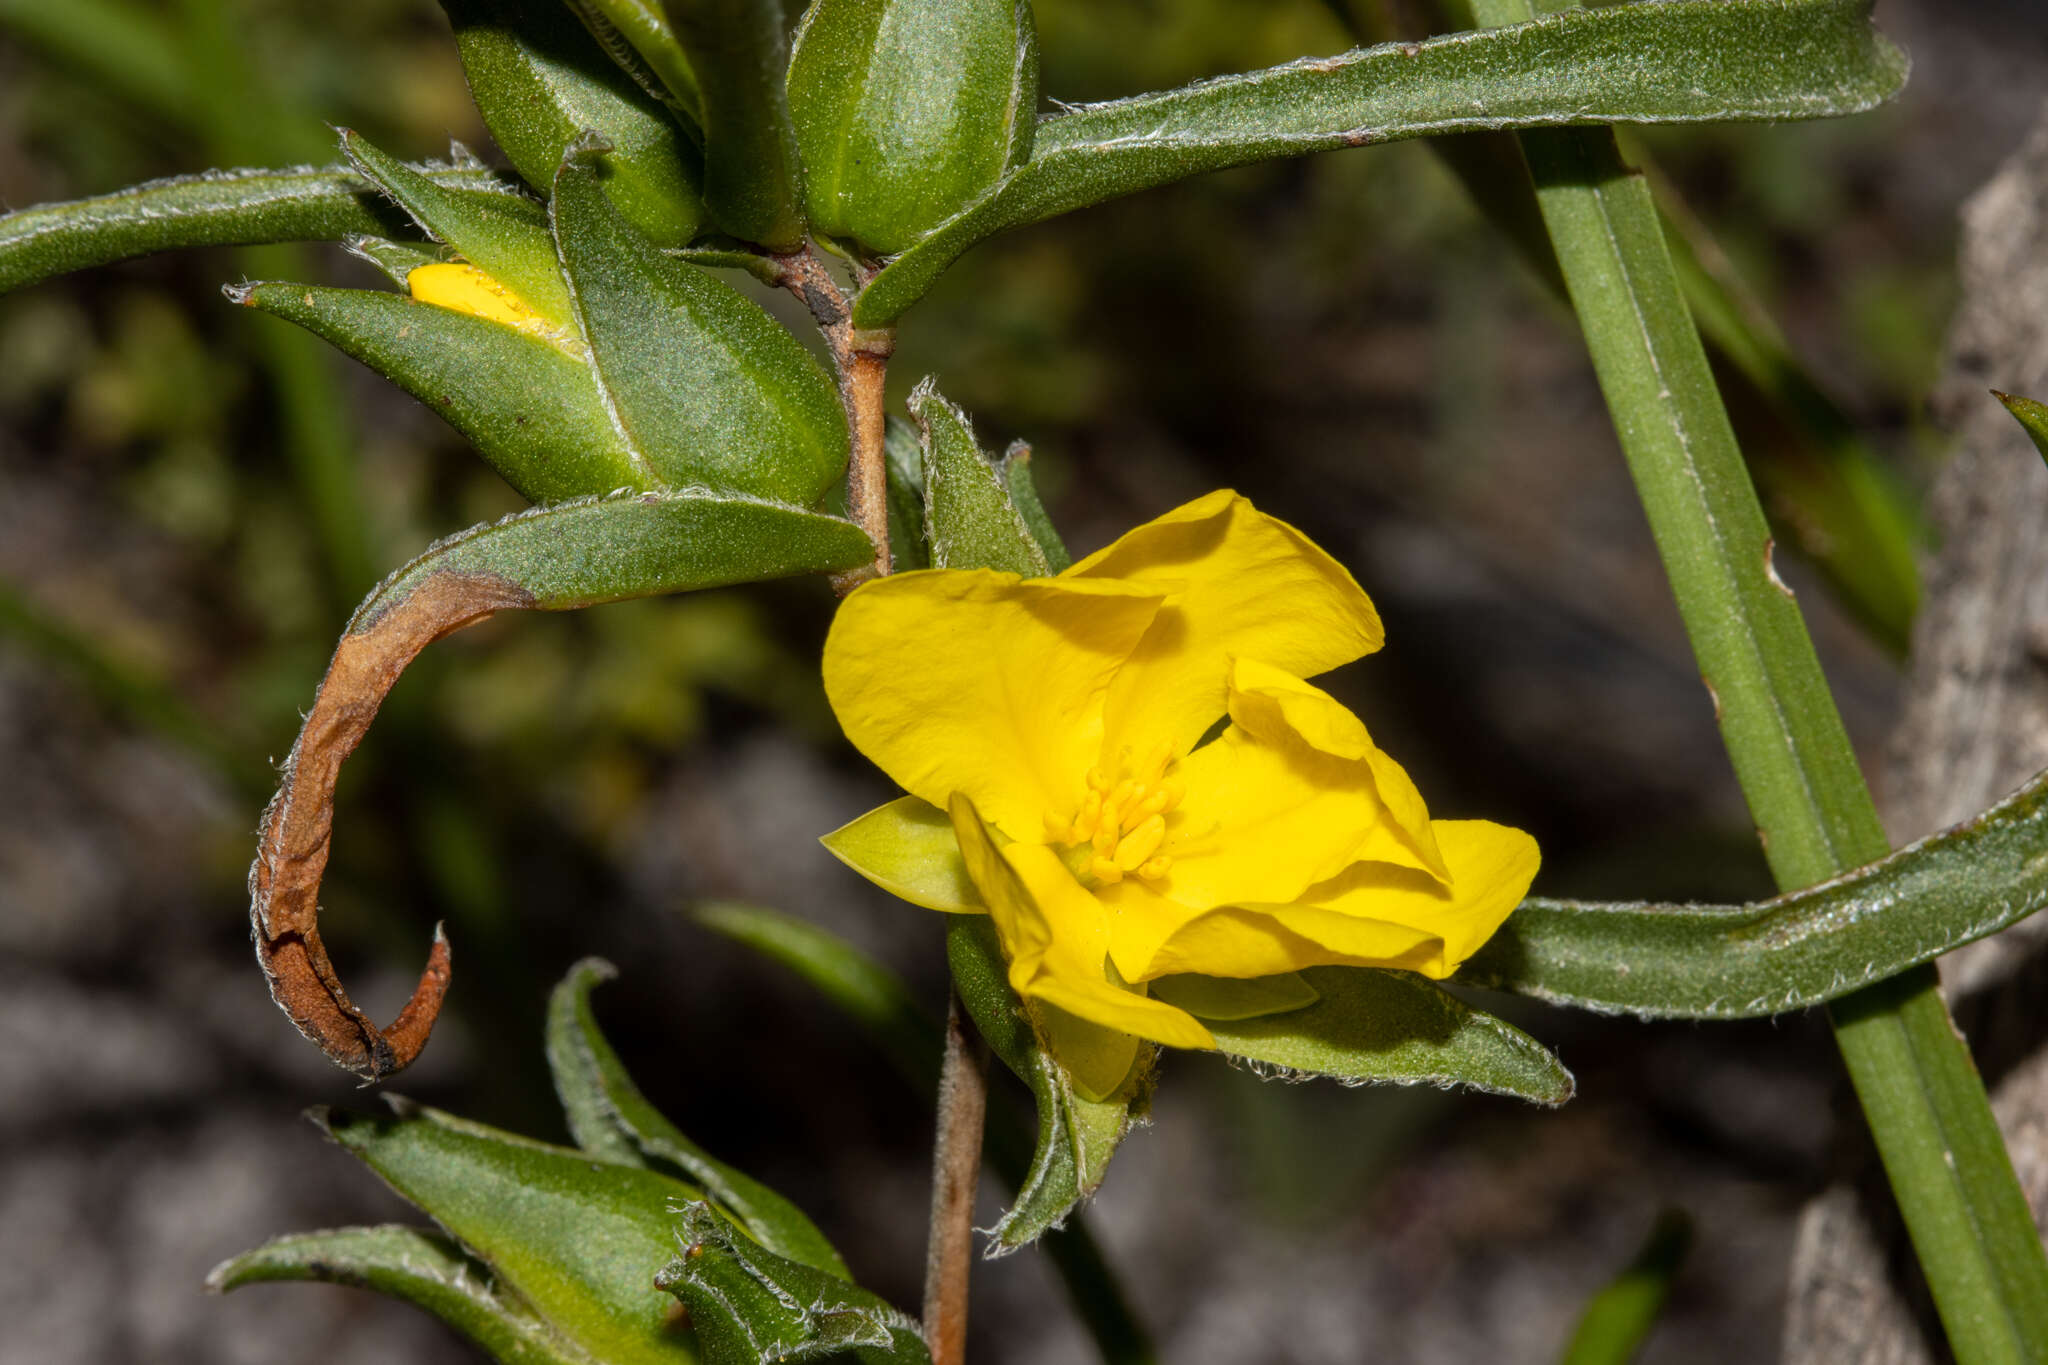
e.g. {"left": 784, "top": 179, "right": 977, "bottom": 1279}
{"left": 1088, "top": 855, "right": 1124, "bottom": 885}
{"left": 1113, "top": 814, "right": 1166, "bottom": 871}
{"left": 1130, "top": 786, "right": 1170, "bottom": 821}
{"left": 1086, "top": 766, "right": 1109, "bottom": 793}
{"left": 1092, "top": 818, "right": 1119, "bottom": 856}
{"left": 1157, "top": 773, "right": 1187, "bottom": 813}
{"left": 1107, "top": 779, "right": 1135, "bottom": 815}
{"left": 1137, "top": 856, "right": 1172, "bottom": 880}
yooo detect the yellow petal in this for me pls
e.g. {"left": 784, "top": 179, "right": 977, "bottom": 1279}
{"left": 821, "top": 795, "right": 985, "bottom": 912}
{"left": 1131, "top": 819, "right": 1539, "bottom": 982}
{"left": 1033, "top": 1002, "right": 1141, "bottom": 1103}
{"left": 826, "top": 572, "right": 1164, "bottom": 843}
{"left": 947, "top": 795, "right": 1214, "bottom": 1062}
{"left": 1226, "top": 657, "right": 1446, "bottom": 881}
{"left": 1147, "top": 971, "right": 1319, "bottom": 1021}
{"left": 1064, "top": 491, "right": 1383, "bottom": 762}
{"left": 407, "top": 262, "right": 574, "bottom": 354}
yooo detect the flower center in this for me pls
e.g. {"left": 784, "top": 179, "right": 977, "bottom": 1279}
{"left": 1044, "top": 740, "right": 1184, "bottom": 885}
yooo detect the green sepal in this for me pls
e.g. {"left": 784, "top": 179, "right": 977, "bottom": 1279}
{"left": 882, "top": 414, "right": 931, "bottom": 570}
{"left": 850, "top": 0, "right": 1909, "bottom": 326}
{"left": 0, "top": 162, "right": 518, "bottom": 296}
{"left": 546, "top": 958, "right": 850, "bottom": 1277}
{"left": 354, "top": 490, "right": 875, "bottom": 633}
{"left": 562, "top": 0, "right": 706, "bottom": 125}
{"left": 946, "top": 915, "right": 1134, "bottom": 1251}
{"left": 821, "top": 795, "right": 984, "bottom": 912}
{"left": 1200, "top": 967, "right": 1573, "bottom": 1105}
{"left": 441, "top": 0, "right": 707, "bottom": 246}
{"left": 912, "top": 379, "right": 1049, "bottom": 575}
{"left": 340, "top": 129, "right": 574, "bottom": 328}
{"left": 346, "top": 234, "right": 458, "bottom": 287}
{"left": 788, "top": 0, "right": 1038, "bottom": 255}
{"left": 1996, "top": 391, "right": 2048, "bottom": 465}
{"left": 656, "top": 1202, "right": 930, "bottom": 1364}
{"left": 227, "top": 281, "right": 640, "bottom": 504}
{"left": 1000, "top": 442, "right": 1070, "bottom": 571}
{"left": 1148, "top": 972, "right": 1318, "bottom": 1022}
{"left": 661, "top": 0, "right": 808, "bottom": 249}
{"left": 552, "top": 146, "right": 848, "bottom": 503}
{"left": 208, "top": 1225, "right": 588, "bottom": 1365}
{"left": 1459, "top": 763, "right": 2048, "bottom": 1020}
{"left": 316, "top": 1101, "right": 702, "bottom": 1365}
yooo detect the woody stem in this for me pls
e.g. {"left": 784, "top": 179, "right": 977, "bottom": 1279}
{"left": 923, "top": 989, "right": 989, "bottom": 1365}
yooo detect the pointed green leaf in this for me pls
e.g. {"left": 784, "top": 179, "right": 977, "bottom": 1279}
{"left": 358, "top": 490, "right": 874, "bottom": 629}
{"left": 1559, "top": 1209, "right": 1692, "bottom": 1365}
{"left": 882, "top": 414, "right": 931, "bottom": 571}
{"left": 1199, "top": 967, "right": 1572, "bottom": 1104}
{"left": 788, "top": 0, "right": 1037, "bottom": 255}
{"left": 851, "top": 0, "right": 1908, "bottom": 326}
{"left": 662, "top": 0, "right": 807, "bottom": 249}
{"left": 347, "top": 234, "right": 459, "bottom": 287}
{"left": 341, "top": 129, "right": 573, "bottom": 329}
{"left": 318, "top": 1102, "right": 702, "bottom": 1365}
{"left": 546, "top": 958, "right": 849, "bottom": 1277}
{"left": 1148, "top": 972, "right": 1318, "bottom": 1022}
{"left": 821, "top": 795, "right": 982, "bottom": 912}
{"left": 946, "top": 915, "right": 1132, "bottom": 1251}
{"left": 1460, "top": 764, "right": 2048, "bottom": 1020}
{"left": 1996, "top": 391, "right": 2048, "bottom": 465}
{"left": 562, "top": 0, "right": 705, "bottom": 124}
{"left": 1000, "top": 442, "right": 1070, "bottom": 572}
{"left": 656, "top": 1203, "right": 930, "bottom": 1365}
{"left": 552, "top": 150, "right": 848, "bottom": 502}
{"left": 0, "top": 162, "right": 517, "bottom": 296}
{"left": 912, "top": 379, "right": 1048, "bottom": 575}
{"left": 442, "top": 0, "right": 706, "bottom": 246}
{"left": 208, "top": 1224, "right": 588, "bottom": 1365}
{"left": 228, "top": 281, "right": 639, "bottom": 503}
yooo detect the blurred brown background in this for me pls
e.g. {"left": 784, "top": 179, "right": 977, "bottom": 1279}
{"left": 2, "top": 1, "right": 2044, "bottom": 1361}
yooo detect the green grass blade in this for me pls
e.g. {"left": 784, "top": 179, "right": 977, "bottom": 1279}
{"left": 1558, "top": 1210, "right": 1691, "bottom": 1365}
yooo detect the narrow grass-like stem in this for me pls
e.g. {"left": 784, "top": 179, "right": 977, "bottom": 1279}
{"left": 1463, "top": 2, "right": 2048, "bottom": 1357}
{"left": 924, "top": 989, "right": 990, "bottom": 1365}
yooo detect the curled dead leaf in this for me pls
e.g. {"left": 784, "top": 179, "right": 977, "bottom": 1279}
{"left": 249, "top": 572, "right": 533, "bottom": 1080}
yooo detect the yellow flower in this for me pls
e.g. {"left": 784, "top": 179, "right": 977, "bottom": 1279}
{"left": 822, "top": 491, "right": 1538, "bottom": 1099}
{"left": 405, "top": 262, "right": 582, "bottom": 357}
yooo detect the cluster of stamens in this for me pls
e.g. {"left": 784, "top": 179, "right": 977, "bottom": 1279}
{"left": 1045, "top": 742, "right": 1185, "bottom": 884}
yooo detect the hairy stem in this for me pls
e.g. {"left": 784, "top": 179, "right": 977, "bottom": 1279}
{"left": 781, "top": 245, "right": 895, "bottom": 588}
{"left": 924, "top": 990, "right": 989, "bottom": 1365}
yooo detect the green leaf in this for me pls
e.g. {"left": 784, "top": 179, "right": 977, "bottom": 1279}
{"left": 562, "top": 0, "right": 705, "bottom": 124}
{"left": 227, "top": 281, "right": 640, "bottom": 504}
{"left": 546, "top": 958, "right": 850, "bottom": 1277}
{"left": 208, "top": 1224, "right": 588, "bottom": 1365}
{"left": 1001, "top": 443, "right": 1071, "bottom": 572}
{"left": 442, "top": 0, "right": 707, "bottom": 247}
{"left": 340, "top": 129, "right": 574, "bottom": 329}
{"left": 359, "top": 490, "right": 875, "bottom": 626}
{"left": 0, "top": 162, "right": 516, "bottom": 296}
{"left": 1190, "top": 967, "right": 1571, "bottom": 1104}
{"left": 788, "top": 0, "right": 1037, "bottom": 255}
{"left": 1147, "top": 972, "right": 1318, "bottom": 1022}
{"left": 317, "top": 1101, "right": 702, "bottom": 1365}
{"left": 912, "top": 379, "right": 1049, "bottom": 575}
{"left": 1558, "top": 1210, "right": 1692, "bottom": 1365}
{"left": 662, "top": 0, "right": 807, "bottom": 249}
{"left": 1996, "top": 390, "right": 2048, "bottom": 464}
{"left": 821, "top": 795, "right": 984, "bottom": 912}
{"left": 1460, "top": 765, "right": 2048, "bottom": 1020}
{"left": 946, "top": 915, "right": 1132, "bottom": 1251}
{"left": 656, "top": 1202, "right": 930, "bottom": 1364}
{"left": 347, "top": 234, "right": 459, "bottom": 286}
{"left": 851, "top": 0, "right": 1908, "bottom": 326}
{"left": 882, "top": 414, "right": 931, "bottom": 571}
{"left": 552, "top": 148, "right": 848, "bottom": 503}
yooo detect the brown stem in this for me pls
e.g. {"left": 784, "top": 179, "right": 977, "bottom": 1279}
{"left": 923, "top": 988, "right": 989, "bottom": 1365}
{"left": 777, "top": 245, "right": 895, "bottom": 589}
